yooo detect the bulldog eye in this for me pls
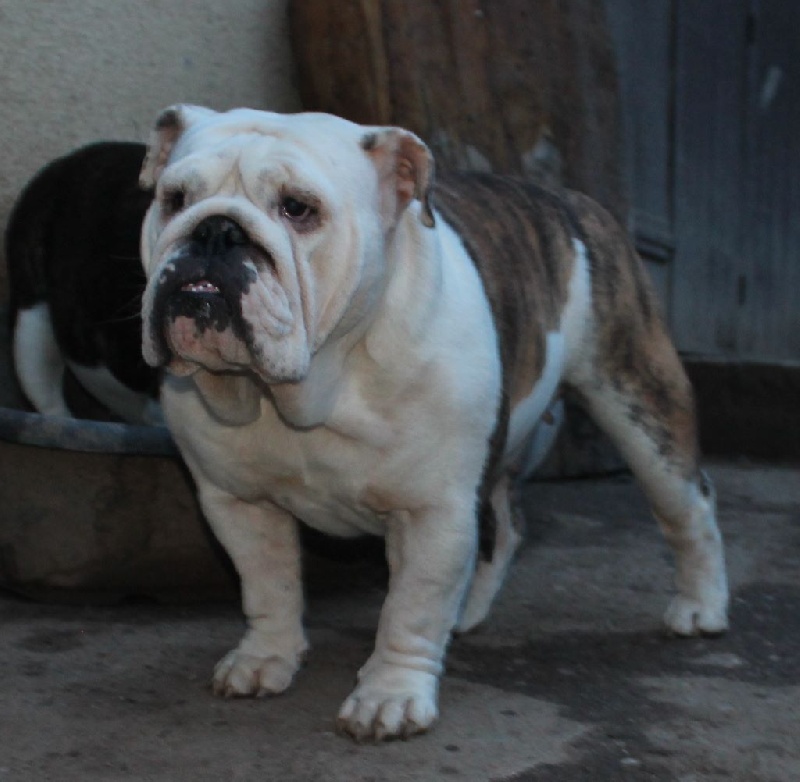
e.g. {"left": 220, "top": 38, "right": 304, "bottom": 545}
{"left": 162, "top": 188, "right": 185, "bottom": 216}
{"left": 280, "top": 196, "right": 314, "bottom": 222}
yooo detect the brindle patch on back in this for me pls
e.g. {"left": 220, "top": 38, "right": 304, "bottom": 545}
{"left": 434, "top": 173, "right": 576, "bottom": 406}
{"left": 433, "top": 173, "right": 577, "bottom": 555}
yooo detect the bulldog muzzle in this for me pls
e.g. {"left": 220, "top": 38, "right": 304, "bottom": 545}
{"left": 148, "top": 215, "right": 261, "bottom": 368}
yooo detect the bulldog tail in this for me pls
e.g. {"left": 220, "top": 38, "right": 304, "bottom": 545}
{"left": 6, "top": 153, "right": 72, "bottom": 417}
{"left": 12, "top": 303, "right": 70, "bottom": 417}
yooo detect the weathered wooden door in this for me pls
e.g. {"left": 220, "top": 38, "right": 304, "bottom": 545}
{"left": 609, "top": 0, "right": 800, "bottom": 364}
{"left": 736, "top": 0, "right": 800, "bottom": 362}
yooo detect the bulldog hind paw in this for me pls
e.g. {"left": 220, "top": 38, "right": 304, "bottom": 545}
{"left": 663, "top": 594, "right": 729, "bottom": 637}
{"left": 212, "top": 650, "right": 299, "bottom": 697}
{"left": 336, "top": 668, "right": 438, "bottom": 742}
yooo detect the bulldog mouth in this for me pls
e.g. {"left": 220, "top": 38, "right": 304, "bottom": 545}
{"left": 181, "top": 279, "right": 221, "bottom": 295}
{"left": 167, "top": 278, "right": 232, "bottom": 325}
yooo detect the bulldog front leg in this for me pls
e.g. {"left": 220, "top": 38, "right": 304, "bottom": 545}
{"left": 197, "top": 485, "right": 309, "bottom": 697}
{"left": 337, "top": 500, "right": 477, "bottom": 741}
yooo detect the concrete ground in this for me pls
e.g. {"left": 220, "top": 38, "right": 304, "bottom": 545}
{"left": 1, "top": 460, "right": 799, "bottom": 781}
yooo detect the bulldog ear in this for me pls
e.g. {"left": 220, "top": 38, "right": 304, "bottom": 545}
{"left": 139, "top": 104, "right": 217, "bottom": 189}
{"left": 361, "top": 128, "right": 435, "bottom": 229}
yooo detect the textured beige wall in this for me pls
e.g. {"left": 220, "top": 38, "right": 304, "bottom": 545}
{"left": 0, "top": 0, "right": 300, "bottom": 293}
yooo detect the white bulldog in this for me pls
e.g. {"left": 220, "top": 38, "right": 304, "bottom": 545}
{"left": 138, "top": 105, "right": 728, "bottom": 741}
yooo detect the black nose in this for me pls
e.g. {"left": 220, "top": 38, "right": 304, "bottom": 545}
{"left": 191, "top": 215, "right": 248, "bottom": 255}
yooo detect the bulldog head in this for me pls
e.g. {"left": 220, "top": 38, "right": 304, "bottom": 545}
{"left": 138, "top": 105, "right": 434, "bottom": 421}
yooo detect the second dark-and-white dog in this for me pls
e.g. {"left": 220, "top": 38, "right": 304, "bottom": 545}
{"left": 7, "top": 142, "right": 160, "bottom": 424}
{"left": 138, "top": 105, "right": 728, "bottom": 741}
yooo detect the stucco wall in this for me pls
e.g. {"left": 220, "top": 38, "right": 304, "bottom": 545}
{"left": 0, "top": 0, "right": 300, "bottom": 295}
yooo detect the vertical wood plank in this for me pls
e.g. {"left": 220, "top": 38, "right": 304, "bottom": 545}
{"left": 739, "top": 0, "right": 800, "bottom": 361}
{"left": 604, "top": 0, "right": 675, "bottom": 313}
{"left": 671, "top": 0, "right": 750, "bottom": 357}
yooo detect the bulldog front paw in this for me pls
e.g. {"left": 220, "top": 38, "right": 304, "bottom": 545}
{"left": 663, "top": 594, "right": 729, "bottom": 637}
{"left": 211, "top": 650, "right": 300, "bottom": 697}
{"left": 336, "top": 667, "right": 439, "bottom": 742}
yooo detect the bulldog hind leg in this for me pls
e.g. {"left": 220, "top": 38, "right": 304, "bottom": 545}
{"left": 456, "top": 475, "right": 522, "bottom": 633}
{"left": 569, "top": 343, "right": 729, "bottom": 636}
